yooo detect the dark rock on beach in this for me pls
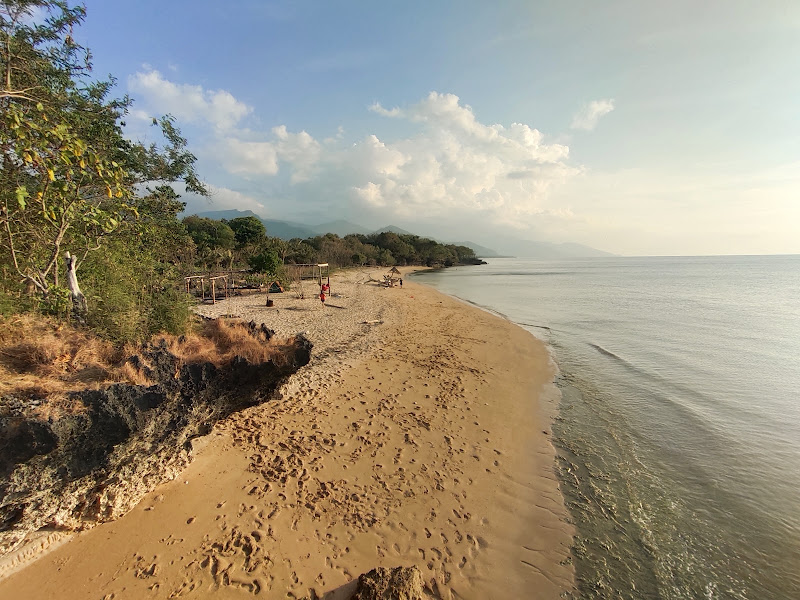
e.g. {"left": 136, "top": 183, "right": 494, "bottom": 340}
{"left": 352, "top": 565, "right": 430, "bottom": 600}
{"left": 0, "top": 323, "right": 311, "bottom": 557}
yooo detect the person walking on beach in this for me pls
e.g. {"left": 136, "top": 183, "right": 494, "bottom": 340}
{"left": 399, "top": 278, "right": 403, "bottom": 287}
{"left": 319, "top": 290, "right": 326, "bottom": 306}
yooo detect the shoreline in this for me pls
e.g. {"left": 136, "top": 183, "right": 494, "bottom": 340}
{"left": 0, "top": 268, "right": 574, "bottom": 599}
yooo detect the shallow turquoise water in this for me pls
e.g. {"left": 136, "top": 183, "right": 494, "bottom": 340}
{"left": 414, "top": 256, "right": 800, "bottom": 599}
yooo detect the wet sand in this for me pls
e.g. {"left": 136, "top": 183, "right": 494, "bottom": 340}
{"left": 0, "top": 269, "right": 574, "bottom": 599}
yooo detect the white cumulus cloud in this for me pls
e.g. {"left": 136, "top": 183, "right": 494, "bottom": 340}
{"left": 128, "top": 69, "right": 252, "bottom": 130}
{"left": 345, "top": 92, "right": 578, "bottom": 223}
{"left": 128, "top": 76, "right": 582, "bottom": 232}
{"left": 214, "top": 126, "right": 323, "bottom": 182}
{"left": 203, "top": 92, "right": 579, "bottom": 227}
{"left": 271, "top": 126, "right": 322, "bottom": 183}
{"left": 219, "top": 139, "right": 279, "bottom": 176}
{"left": 571, "top": 99, "right": 615, "bottom": 131}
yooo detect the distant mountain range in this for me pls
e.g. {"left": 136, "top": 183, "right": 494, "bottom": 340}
{"left": 190, "top": 209, "right": 316, "bottom": 239}
{"left": 500, "top": 240, "right": 614, "bottom": 259}
{"left": 314, "top": 219, "right": 372, "bottom": 236}
{"left": 451, "top": 241, "right": 508, "bottom": 258}
{"left": 189, "top": 209, "right": 613, "bottom": 259}
{"left": 190, "top": 211, "right": 423, "bottom": 241}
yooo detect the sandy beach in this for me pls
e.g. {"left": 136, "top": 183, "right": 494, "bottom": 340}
{"left": 0, "top": 268, "right": 574, "bottom": 599}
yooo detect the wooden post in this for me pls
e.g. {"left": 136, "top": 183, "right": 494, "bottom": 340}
{"left": 211, "top": 278, "right": 216, "bottom": 304}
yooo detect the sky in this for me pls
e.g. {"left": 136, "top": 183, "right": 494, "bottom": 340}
{"left": 68, "top": 0, "right": 800, "bottom": 256}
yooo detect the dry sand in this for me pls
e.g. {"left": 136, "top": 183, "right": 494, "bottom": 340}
{"left": 0, "top": 268, "right": 574, "bottom": 599}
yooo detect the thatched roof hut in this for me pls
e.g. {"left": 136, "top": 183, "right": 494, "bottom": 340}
{"left": 384, "top": 266, "right": 402, "bottom": 287}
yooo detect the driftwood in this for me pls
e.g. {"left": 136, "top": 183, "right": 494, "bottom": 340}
{"left": 64, "top": 252, "right": 87, "bottom": 324}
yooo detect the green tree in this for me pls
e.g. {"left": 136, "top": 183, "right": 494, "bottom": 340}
{"left": 183, "top": 216, "right": 234, "bottom": 269}
{"left": 1, "top": 100, "right": 132, "bottom": 294}
{"left": 285, "top": 238, "right": 316, "bottom": 264}
{"left": 1, "top": 1, "right": 89, "bottom": 106}
{"left": 0, "top": 1, "right": 206, "bottom": 321}
{"left": 248, "top": 249, "right": 281, "bottom": 277}
{"left": 266, "top": 236, "right": 289, "bottom": 264}
{"left": 76, "top": 184, "right": 196, "bottom": 341}
{"left": 377, "top": 248, "right": 394, "bottom": 266}
{"left": 227, "top": 215, "right": 265, "bottom": 249}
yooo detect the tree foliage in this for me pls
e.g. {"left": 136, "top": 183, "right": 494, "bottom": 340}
{"left": 0, "top": 1, "right": 205, "bottom": 340}
{"left": 1, "top": 1, "right": 205, "bottom": 297}
{"left": 1, "top": 0, "right": 90, "bottom": 105}
{"left": 176, "top": 219, "right": 481, "bottom": 272}
{"left": 248, "top": 249, "right": 281, "bottom": 277}
{"left": 183, "top": 215, "right": 235, "bottom": 270}
{"left": 227, "top": 215, "right": 265, "bottom": 249}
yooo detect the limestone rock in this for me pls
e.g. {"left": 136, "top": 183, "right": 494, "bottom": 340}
{"left": 0, "top": 324, "right": 312, "bottom": 558}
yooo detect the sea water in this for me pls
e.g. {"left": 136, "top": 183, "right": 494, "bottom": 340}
{"left": 413, "top": 256, "right": 800, "bottom": 600}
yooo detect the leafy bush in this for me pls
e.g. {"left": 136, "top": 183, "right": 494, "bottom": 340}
{"left": 39, "top": 287, "right": 72, "bottom": 319}
{"left": 249, "top": 249, "right": 282, "bottom": 276}
{"left": 148, "top": 288, "right": 192, "bottom": 336}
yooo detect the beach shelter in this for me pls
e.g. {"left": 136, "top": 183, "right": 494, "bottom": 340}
{"left": 384, "top": 266, "right": 401, "bottom": 287}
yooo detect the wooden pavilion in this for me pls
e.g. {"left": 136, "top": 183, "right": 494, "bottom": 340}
{"left": 184, "top": 274, "right": 229, "bottom": 304}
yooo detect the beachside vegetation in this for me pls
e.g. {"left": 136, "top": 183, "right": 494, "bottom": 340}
{"left": 1, "top": 0, "right": 205, "bottom": 340}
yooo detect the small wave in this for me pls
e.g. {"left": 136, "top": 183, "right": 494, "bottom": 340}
{"left": 586, "top": 343, "right": 728, "bottom": 439}
{"left": 452, "top": 296, "right": 511, "bottom": 321}
{"left": 518, "top": 322, "right": 552, "bottom": 331}
{"left": 589, "top": 342, "right": 625, "bottom": 361}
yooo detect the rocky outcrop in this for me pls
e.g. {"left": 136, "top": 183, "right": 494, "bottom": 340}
{"left": 0, "top": 323, "right": 311, "bottom": 557}
{"left": 352, "top": 566, "right": 430, "bottom": 600}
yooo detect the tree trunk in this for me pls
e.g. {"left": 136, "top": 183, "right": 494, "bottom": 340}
{"left": 64, "top": 251, "right": 88, "bottom": 324}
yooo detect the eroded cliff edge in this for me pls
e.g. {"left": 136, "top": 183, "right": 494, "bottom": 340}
{"left": 0, "top": 320, "right": 311, "bottom": 558}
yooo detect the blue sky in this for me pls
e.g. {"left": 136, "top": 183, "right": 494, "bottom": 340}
{"left": 72, "top": 0, "right": 800, "bottom": 255}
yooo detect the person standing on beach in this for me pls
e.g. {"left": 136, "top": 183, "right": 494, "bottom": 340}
{"left": 399, "top": 278, "right": 403, "bottom": 287}
{"left": 319, "top": 290, "right": 326, "bottom": 306}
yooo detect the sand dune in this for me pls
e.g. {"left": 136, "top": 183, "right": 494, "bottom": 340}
{"left": 0, "top": 268, "right": 573, "bottom": 599}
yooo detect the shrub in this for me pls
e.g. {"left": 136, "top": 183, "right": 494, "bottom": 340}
{"left": 147, "top": 288, "right": 192, "bottom": 336}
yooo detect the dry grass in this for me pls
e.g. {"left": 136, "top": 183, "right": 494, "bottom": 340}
{"left": 156, "top": 318, "right": 292, "bottom": 369}
{"left": 0, "top": 315, "right": 296, "bottom": 419}
{"left": 0, "top": 315, "right": 122, "bottom": 401}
